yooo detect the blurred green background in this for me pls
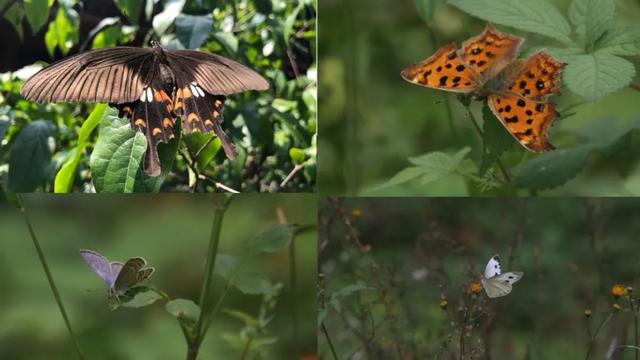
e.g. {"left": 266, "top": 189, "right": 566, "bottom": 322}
{"left": 319, "top": 198, "right": 640, "bottom": 359}
{"left": 0, "top": 194, "right": 317, "bottom": 359}
{"left": 0, "top": 0, "right": 316, "bottom": 193}
{"left": 318, "top": 0, "right": 640, "bottom": 196}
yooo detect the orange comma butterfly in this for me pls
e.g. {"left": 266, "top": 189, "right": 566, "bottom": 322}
{"left": 401, "top": 24, "right": 564, "bottom": 152}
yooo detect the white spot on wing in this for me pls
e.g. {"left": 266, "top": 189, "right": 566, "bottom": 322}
{"left": 195, "top": 84, "right": 205, "bottom": 97}
{"left": 189, "top": 84, "right": 199, "bottom": 97}
{"left": 146, "top": 88, "right": 153, "bottom": 102}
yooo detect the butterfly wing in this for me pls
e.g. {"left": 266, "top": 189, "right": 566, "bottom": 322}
{"left": 461, "top": 24, "right": 524, "bottom": 79}
{"left": 137, "top": 267, "right": 155, "bottom": 282}
{"left": 21, "top": 47, "right": 153, "bottom": 104}
{"left": 484, "top": 254, "right": 502, "bottom": 279}
{"left": 483, "top": 271, "right": 524, "bottom": 298}
{"left": 80, "top": 249, "right": 115, "bottom": 287}
{"left": 110, "top": 261, "right": 124, "bottom": 277}
{"left": 401, "top": 43, "right": 480, "bottom": 93}
{"left": 488, "top": 50, "right": 564, "bottom": 152}
{"left": 113, "top": 257, "right": 147, "bottom": 295}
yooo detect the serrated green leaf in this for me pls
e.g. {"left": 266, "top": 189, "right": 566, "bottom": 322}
{"left": 480, "top": 102, "right": 514, "bottom": 174}
{"left": 516, "top": 146, "right": 591, "bottom": 190}
{"left": 24, "top": 0, "right": 52, "bottom": 34}
{"left": 54, "top": 104, "right": 107, "bottom": 193}
{"left": 378, "top": 166, "right": 426, "bottom": 188}
{"left": 249, "top": 225, "right": 294, "bottom": 255}
{"left": 569, "top": 0, "right": 614, "bottom": 47}
{"left": 222, "top": 309, "right": 258, "bottom": 326}
{"left": 175, "top": 14, "right": 212, "bottom": 49}
{"left": 447, "top": 0, "right": 572, "bottom": 44}
{"left": 415, "top": 0, "right": 437, "bottom": 22}
{"left": 564, "top": 52, "right": 635, "bottom": 102}
{"left": 540, "top": 46, "right": 584, "bottom": 63}
{"left": 8, "top": 120, "right": 55, "bottom": 192}
{"left": 166, "top": 299, "right": 201, "bottom": 326}
{"left": 596, "top": 26, "right": 640, "bottom": 56}
{"left": 90, "top": 108, "right": 147, "bottom": 193}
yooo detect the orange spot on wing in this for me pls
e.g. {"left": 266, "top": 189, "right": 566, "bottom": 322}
{"left": 215, "top": 100, "right": 222, "bottom": 107}
{"left": 182, "top": 87, "right": 192, "bottom": 98}
{"left": 204, "top": 119, "right": 214, "bottom": 126}
{"left": 152, "top": 127, "right": 162, "bottom": 136}
{"left": 187, "top": 112, "right": 199, "bottom": 123}
{"left": 134, "top": 118, "right": 146, "bottom": 127}
{"left": 163, "top": 117, "right": 173, "bottom": 127}
{"left": 213, "top": 111, "right": 219, "bottom": 118}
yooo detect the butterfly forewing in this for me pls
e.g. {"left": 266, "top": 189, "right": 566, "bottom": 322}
{"left": 506, "top": 51, "right": 564, "bottom": 99}
{"left": 483, "top": 255, "right": 502, "bottom": 279}
{"left": 461, "top": 24, "right": 524, "bottom": 78}
{"left": 80, "top": 250, "right": 116, "bottom": 287}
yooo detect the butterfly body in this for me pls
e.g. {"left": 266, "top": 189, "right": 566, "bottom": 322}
{"left": 21, "top": 41, "right": 269, "bottom": 176}
{"left": 402, "top": 24, "right": 564, "bottom": 152}
{"left": 480, "top": 254, "right": 523, "bottom": 298}
{"left": 80, "top": 249, "right": 155, "bottom": 298}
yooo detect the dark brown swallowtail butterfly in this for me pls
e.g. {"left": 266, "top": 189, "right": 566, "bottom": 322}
{"left": 20, "top": 41, "right": 269, "bottom": 176}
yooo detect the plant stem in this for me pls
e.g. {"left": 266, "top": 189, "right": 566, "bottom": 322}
{"left": 585, "top": 312, "right": 614, "bottom": 360}
{"left": 290, "top": 228, "right": 299, "bottom": 357}
{"left": 321, "top": 322, "right": 339, "bottom": 360}
{"left": 464, "top": 105, "right": 513, "bottom": 184}
{"left": 239, "top": 335, "right": 254, "bottom": 360}
{"left": 16, "top": 195, "right": 85, "bottom": 360}
{"left": 189, "top": 195, "right": 234, "bottom": 357}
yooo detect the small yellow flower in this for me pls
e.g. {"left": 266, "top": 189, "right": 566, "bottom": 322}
{"left": 584, "top": 309, "right": 592, "bottom": 318}
{"left": 351, "top": 209, "right": 362, "bottom": 218}
{"left": 468, "top": 282, "right": 483, "bottom": 294}
{"left": 440, "top": 300, "right": 448, "bottom": 310}
{"left": 613, "top": 303, "right": 622, "bottom": 312}
{"left": 612, "top": 284, "right": 629, "bottom": 297}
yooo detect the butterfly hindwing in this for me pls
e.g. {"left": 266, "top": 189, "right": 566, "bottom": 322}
{"left": 113, "top": 257, "right": 147, "bottom": 295}
{"left": 174, "top": 82, "right": 237, "bottom": 160}
{"left": 401, "top": 43, "right": 480, "bottom": 93}
{"left": 488, "top": 93, "right": 556, "bottom": 152}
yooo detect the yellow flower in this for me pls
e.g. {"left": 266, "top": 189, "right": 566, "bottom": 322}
{"left": 468, "top": 282, "right": 483, "bottom": 294}
{"left": 584, "top": 309, "right": 592, "bottom": 318}
{"left": 351, "top": 209, "right": 362, "bottom": 218}
{"left": 612, "top": 284, "right": 629, "bottom": 297}
{"left": 613, "top": 303, "right": 622, "bottom": 312}
{"left": 440, "top": 300, "right": 448, "bottom": 310}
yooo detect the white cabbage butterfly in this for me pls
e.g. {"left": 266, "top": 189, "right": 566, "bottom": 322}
{"left": 480, "top": 255, "right": 523, "bottom": 298}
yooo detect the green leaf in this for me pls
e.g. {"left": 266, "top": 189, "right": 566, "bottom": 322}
{"left": 90, "top": 108, "right": 147, "bottom": 193}
{"left": 4, "top": 3, "right": 24, "bottom": 40}
{"left": 447, "top": 0, "right": 573, "bottom": 44}
{"left": 175, "top": 14, "right": 213, "bottom": 49}
{"left": 213, "top": 32, "right": 239, "bottom": 54}
{"left": 166, "top": 299, "right": 201, "bottom": 326}
{"left": 0, "top": 108, "right": 10, "bottom": 141}
{"left": 152, "top": 0, "right": 185, "bottom": 35}
{"left": 133, "top": 130, "right": 181, "bottom": 193}
{"left": 283, "top": 1, "right": 304, "bottom": 46}
{"left": 564, "top": 52, "right": 635, "bottom": 102}
{"left": 378, "top": 166, "right": 427, "bottom": 188}
{"left": 54, "top": 104, "right": 107, "bottom": 193}
{"left": 516, "top": 146, "right": 591, "bottom": 190}
{"left": 415, "top": 0, "right": 437, "bottom": 22}
{"left": 8, "top": 120, "right": 55, "bottom": 192}
{"left": 183, "top": 132, "right": 221, "bottom": 170}
{"left": 24, "top": 0, "right": 52, "bottom": 34}
{"left": 121, "top": 289, "right": 162, "bottom": 308}
{"left": 289, "top": 147, "right": 306, "bottom": 165}
{"left": 214, "top": 255, "right": 278, "bottom": 295}
{"left": 409, "top": 147, "right": 471, "bottom": 183}
{"left": 568, "top": 0, "right": 614, "bottom": 47}
{"left": 596, "top": 26, "right": 640, "bottom": 56}
{"left": 115, "top": 0, "right": 142, "bottom": 25}
{"left": 44, "top": 8, "right": 78, "bottom": 56}
{"left": 222, "top": 309, "right": 258, "bottom": 326}
{"left": 480, "top": 102, "right": 514, "bottom": 174}
{"left": 249, "top": 225, "right": 294, "bottom": 255}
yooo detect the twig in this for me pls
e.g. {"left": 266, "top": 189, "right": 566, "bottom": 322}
{"left": 321, "top": 322, "right": 339, "bottom": 360}
{"left": 17, "top": 195, "right": 85, "bottom": 360}
{"left": 239, "top": 335, "right": 253, "bottom": 360}
{"left": 585, "top": 312, "right": 614, "bottom": 360}
{"left": 280, "top": 163, "right": 304, "bottom": 189}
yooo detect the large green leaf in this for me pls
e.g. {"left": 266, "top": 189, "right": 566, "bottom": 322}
{"left": 214, "top": 255, "right": 278, "bottom": 295}
{"left": 447, "top": 0, "right": 573, "bottom": 44}
{"left": 152, "top": 0, "right": 185, "bottom": 35}
{"left": 516, "top": 146, "right": 591, "bottom": 190}
{"left": 90, "top": 108, "right": 147, "bottom": 193}
{"left": 54, "top": 104, "right": 107, "bottom": 193}
{"left": 166, "top": 299, "right": 201, "bottom": 326}
{"left": 564, "top": 52, "right": 635, "bottom": 102}
{"left": 175, "top": 14, "right": 213, "bottom": 49}
{"left": 24, "top": 0, "right": 52, "bottom": 34}
{"left": 8, "top": 120, "right": 56, "bottom": 192}
{"left": 183, "top": 132, "right": 221, "bottom": 171}
{"left": 596, "top": 26, "right": 640, "bottom": 56}
{"left": 568, "top": 0, "right": 614, "bottom": 47}
{"left": 248, "top": 225, "right": 294, "bottom": 255}
{"left": 480, "top": 102, "right": 514, "bottom": 174}
{"left": 115, "top": 0, "right": 142, "bottom": 25}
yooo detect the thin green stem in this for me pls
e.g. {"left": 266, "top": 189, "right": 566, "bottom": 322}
{"left": 17, "top": 195, "right": 85, "bottom": 360}
{"left": 239, "top": 335, "right": 254, "bottom": 360}
{"left": 321, "top": 322, "right": 339, "bottom": 360}
{"left": 290, "top": 230, "right": 299, "bottom": 357}
{"left": 190, "top": 195, "right": 233, "bottom": 356}
{"left": 585, "top": 312, "right": 614, "bottom": 360}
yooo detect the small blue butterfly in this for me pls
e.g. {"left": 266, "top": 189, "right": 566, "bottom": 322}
{"left": 80, "top": 249, "right": 155, "bottom": 298}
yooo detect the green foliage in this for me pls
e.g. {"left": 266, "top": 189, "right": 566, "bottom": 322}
{"left": 0, "top": 0, "right": 316, "bottom": 193}
{"left": 564, "top": 52, "right": 636, "bottom": 102}
{"left": 7, "top": 120, "right": 55, "bottom": 192}
{"left": 166, "top": 299, "right": 201, "bottom": 327}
